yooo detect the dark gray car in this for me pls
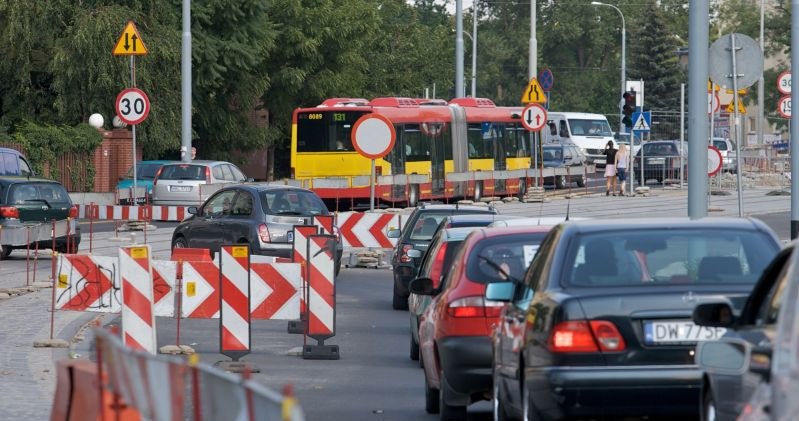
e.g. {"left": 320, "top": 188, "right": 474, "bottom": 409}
{"left": 171, "top": 184, "right": 342, "bottom": 274}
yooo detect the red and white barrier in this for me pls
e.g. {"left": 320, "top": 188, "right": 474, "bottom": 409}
{"left": 77, "top": 204, "right": 189, "bottom": 222}
{"left": 119, "top": 245, "right": 157, "bottom": 354}
{"left": 179, "top": 260, "right": 222, "bottom": 318}
{"left": 307, "top": 235, "right": 336, "bottom": 339}
{"left": 250, "top": 263, "right": 302, "bottom": 320}
{"left": 219, "top": 245, "right": 251, "bottom": 358}
{"left": 337, "top": 212, "right": 400, "bottom": 248}
{"left": 313, "top": 215, "right": 336, "bottom": 237}
{"left": 55, "top": 254, "right": 119, "bottom": 312}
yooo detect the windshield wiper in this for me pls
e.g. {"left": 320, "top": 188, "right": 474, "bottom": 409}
{"left": 22, "top": 198, "right": 52, "bottom": 207}
{"left": 478, "top": 255, "right": 519, "bottom": 283}
{"left": 274, "top": 211, "right": 303, "bottom": 216}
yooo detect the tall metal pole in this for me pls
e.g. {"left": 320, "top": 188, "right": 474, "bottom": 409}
{"left": 731, "top": 34, "right": 744, "bottom": 217}
{"left": 757, "top": 0, "right": 765, "bottom": 147}
{"left": 591, "top": 2, "right": 625, "bottom": 135}
{"left": 455, "top": 0, "right": 464, "bottom": 98}
{"left": 471, "top": 5, "right": 477, "bottom": 97}
{"left": 131, "top": 56, "right": 138, "bottom": 194}
{"left": 688, "top": 0, "right": 710, "bottom": 219}
{"left": 529, "top": 0, "right": 536, "bottom": 79}
{"left": 181, "top": 0, "right": 192, "bottom": 163}
{"left": 791, "top": 0, "right": 799, "bottom": 238}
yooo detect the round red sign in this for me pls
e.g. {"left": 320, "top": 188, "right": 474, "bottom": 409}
{"left": 351, "top": 114, "right": 396, "bottom": 159}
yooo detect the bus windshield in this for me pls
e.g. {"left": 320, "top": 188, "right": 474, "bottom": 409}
{"left": 296, "top": 111, "right": 367, "bottom": 152}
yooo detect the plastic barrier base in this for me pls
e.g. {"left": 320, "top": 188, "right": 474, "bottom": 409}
{"left": 214, "top": 360, "right": 262, "bottom": 374}
{"left": 287, "top": 319, "right": 306, "bottom": 334}
{"left": 302, "top": 343, "right": 340, "bottom": 360}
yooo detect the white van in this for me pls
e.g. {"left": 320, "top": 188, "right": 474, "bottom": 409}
{"left": 542, "top": 112, "right": 614, "bottom": 166}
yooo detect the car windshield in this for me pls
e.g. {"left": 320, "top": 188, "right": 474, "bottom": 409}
{"left": 564, "top": 229, "right": 779, "bottom": 287}
{"left": 640, "top": 143, "right": 680, "bottom": 157}
{"left": 9, "top": 182, "right": 70, "bottom": 204}
{"left": 158, "top": 164, "right": 206, "bottom": 180}
{"left": 466, "top": 233, "right": 548, "bottom": 283}
{"left": 261, "top": 190, "right": 327, "bottom": 215}
{"left": 125, "top": 163, "right": 165, "bottom": 179}
{"left": 542, "top": 148, "right": 562, "bottom": 161}
{"left": 409, "top": 214, "right": 450, "bottom": 241}
{"left": 568, "top": 119, "right": 612, "bottom": 136}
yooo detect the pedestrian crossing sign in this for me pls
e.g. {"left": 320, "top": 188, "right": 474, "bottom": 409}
{"left": 631, "top": 111, "right": 651, "bottom": 134}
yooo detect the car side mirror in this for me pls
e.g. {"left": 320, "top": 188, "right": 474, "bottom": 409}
{"left": 409, "top": 277, "right": 436, "bottom": 296}
{"left": 485, "top": 281, "right": 516, "bottom": 302}
{"left": 387, "top": 229, "right": 401, "bottom": 238}
{"left": 187, "top": 206, "right": 198, "bottom": 215}
{"left": 693, "top": 302, "right": 735, "bottom": 327}
{"left": 695, "top": 339, "right": 750, "bottom": 375}
{"left": 406, "top": 249, "right": 422, "bottom": 259}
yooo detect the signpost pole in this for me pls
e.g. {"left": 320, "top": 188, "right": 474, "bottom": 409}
{"left": 130, "top": 55, "right": 138, "bottom": 200}
{"left": 730, "top": 34, "right": 744, "bottom": 217}
{"left": 370, "top": 159, "right": 376, "bottom": 212}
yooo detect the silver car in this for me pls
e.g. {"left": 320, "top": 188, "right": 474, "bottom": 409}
{"left": 151, "top": 160, "right": 249, "bottom": 206}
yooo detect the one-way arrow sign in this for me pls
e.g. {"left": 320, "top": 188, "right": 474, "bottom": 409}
{"left": 113, "top": 21, "right": 149, "bottom": 56}
{"left": 521, "top": 103, "right": 547, "bottom": 132}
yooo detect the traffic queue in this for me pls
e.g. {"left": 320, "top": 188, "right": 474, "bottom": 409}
{"left": 391, "top": 203, "right": 788, "bottom": 421}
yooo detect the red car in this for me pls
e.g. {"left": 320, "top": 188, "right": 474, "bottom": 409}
{"left": 412, "top": 225, "right": 553, "bottom": 420}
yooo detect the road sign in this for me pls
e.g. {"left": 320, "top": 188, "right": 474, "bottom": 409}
{"left": 778, "top": 95, "right": 792, "bottom": 119}
{"left": 350, "top": 114, "right": 396, "bottom": 159}
{"left": 521, "top": 103, "right": 547, "bottom": 132}
{"left": 709, "top": 33, "right": 762, "bottom": 89}
{"left": 778, "top": 71, "right": 792, "bottom": 95}
{"left": 708, "top": 146, "right": 723, "bottom": 177}
{"left": 115, "top": 88, "right": 151, "bottom": 125}
{"left": 708, "top": 92, "right": 720, "bottom": 115}
{"left": 631, "top": 111, "right": 651, "bottom": 133}
{"left": 520, "top": 78, "right": 546, "bottom": 104}
{"left": 538, "top": 68, "right": 554, "bottom": 91}
{"left": 113, "top": 21, "right": 148, "bottom": 56}
{"left": 726, "top": 98, "right": 746, "bottom": 114}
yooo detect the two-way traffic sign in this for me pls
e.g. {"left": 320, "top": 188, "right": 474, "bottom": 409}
{"left": 521, "top": 103, "right": 547, "bottom": 132}
{"left": 113, "top": 21, "right": 148, "bottom": 56}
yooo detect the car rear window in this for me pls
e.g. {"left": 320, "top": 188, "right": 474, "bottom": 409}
{"left": 563, "top": 229, "right": 779, "bottom": 287}
{"left": 466, "top": 232, "right": 548, "bottom": 283}
{"left": 158, "top": 164, "right": 206, "bottom": 180}
{"left": 9, "top": 182, "right": 71, "bottom": 204}
{"left": 261, "top": 190, "right": 328, "bottom": 215}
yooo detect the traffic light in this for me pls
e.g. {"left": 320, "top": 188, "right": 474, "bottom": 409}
{"left": 622, "top": 91, "right": 636, "bottom": 128}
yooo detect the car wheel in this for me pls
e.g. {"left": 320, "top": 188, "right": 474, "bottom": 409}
{"left": 425, "top": 372, "right": 440, "bottom": 414}
{"left": 410, "top": 334, "right": 420, "bottom": 361}
{"left": 555, "top": 175, "right": 567, "bottom": 189}
{"left": 172, "top": 236, "right": 188, "bottom": 250}
{"left": 408, "top": 184, "right": 420, "bottom": 208}
{"left": 517, "top": 178, "right": 527, "bottom": 200}
{"left": 0, "top": 245, "right": 11, "bottom": 260}
{"left": 439, "top": 373, "right": 467, "bottom": 421}
{"left": 493, "top": 371, "right": 510, "bottom": 421}
{"left": 473, "top": 180, "right": 483, "bottom": 202}
{"left": 701, "top": 387, "right": 717, "bottom": 421}
{"left": 392, "top": 283, "right": 408, "bottom": 310}
{"left": 576, "top": 176, "right": 586, "bottom": 188}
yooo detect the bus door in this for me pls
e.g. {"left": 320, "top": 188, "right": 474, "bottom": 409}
{"left": 489, "top": 124, "right": 507, "bottom": 192}
{"left": 387, "top": 126, "right": 406, "bottom": 200}
{"left": 427, "top": 123, "right": 446, "bottom": 197}
{"left": 448, "top": 106, "right": 468, "bottom": 197}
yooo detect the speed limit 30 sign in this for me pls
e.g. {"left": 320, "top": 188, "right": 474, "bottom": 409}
{"left": 115, "top": 88, "right": 151, "bottom": 125}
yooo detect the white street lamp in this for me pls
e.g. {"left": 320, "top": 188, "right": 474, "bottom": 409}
{"left": 462, "top": 13, "right": 477, "bottom": 98}
{"left": 591, "top": 1, "right": 626, "bottom": 134}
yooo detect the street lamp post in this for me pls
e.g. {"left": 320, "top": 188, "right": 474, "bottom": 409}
{"left": 462, "top": 16, "right": 477, "bottom": 97}
{"left": 591, "top": 1, "right": 626, "bottom": 135}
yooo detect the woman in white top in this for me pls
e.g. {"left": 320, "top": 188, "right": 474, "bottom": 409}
{"left": 615, "top": 143, "right": 629, "bottom": 196}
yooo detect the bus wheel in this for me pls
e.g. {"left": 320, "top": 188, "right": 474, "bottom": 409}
{"left": 473, "top": 180, "right": 483, "bottom": 202}
{"left": 517, "top": 178, "right": 527, "bottom": 200}
{"left": 408, "top": 184, "right": 420, "bottom": 207}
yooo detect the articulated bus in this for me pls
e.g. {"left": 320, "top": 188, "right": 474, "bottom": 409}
{"left": 290, "top": 97, "right": 533, "bottom": 209}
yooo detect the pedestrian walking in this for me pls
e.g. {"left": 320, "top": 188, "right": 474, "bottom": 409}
{"left": 615, "top": 143, "right": 629, "bottom": 196}
{"left": 603, "top": 140, "right": 617, "bottom": 196}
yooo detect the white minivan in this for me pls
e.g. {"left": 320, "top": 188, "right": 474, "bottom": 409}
{"left": 542, "top": 112, "right": 615, "bottom": 166}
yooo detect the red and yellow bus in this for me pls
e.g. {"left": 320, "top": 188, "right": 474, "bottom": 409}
{"left": 290, "top": 97, "right": 533, "bottom": 208}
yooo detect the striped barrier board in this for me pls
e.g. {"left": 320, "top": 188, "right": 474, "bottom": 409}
{"left": 219, "top": 245, "right": 251, "bottom": 360}
{"left": 119, "top": 245, "right": 157, "bottom": 354}
{"left": 303, "top": 234, "right": 339, "bottom": 360}
{"left": 337, "top": 212, "right": 399, "bottom": 249}
{"left": 55, "top": 255, "right": 119, "bottom": 312}
{"left": 289, "top": 225, "right": 319, "bottom": 334}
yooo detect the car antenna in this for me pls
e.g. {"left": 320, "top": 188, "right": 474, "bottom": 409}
{"left": 536, "top": 189, "right": 545, "bottom": 225}
{"left": 565, "top": 199, "right": 570, "bottom": 221}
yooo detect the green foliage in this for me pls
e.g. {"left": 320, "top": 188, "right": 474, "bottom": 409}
{"left": 11, "top": 121, "right": 102, "bottom": 184}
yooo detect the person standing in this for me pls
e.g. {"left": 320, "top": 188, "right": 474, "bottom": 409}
{"left": 615, "top": 143, "right": 629, "bottom": 196}
{"left": 603, "top": 140, "right": 617, "bottom": 196}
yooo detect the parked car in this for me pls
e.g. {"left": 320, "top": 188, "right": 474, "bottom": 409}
{"left": 614, "top": 131, "right": 642, "bottom": 156}
{"left": 692, "top": 242, "right": 797, "bottom": 421}
{"left": 0, "top": 177, "right": 80, "bottom": 259}
{"left": 414, "top": 225, "right": 552, "bottom": 419}
{"left": 387, "top": 203, "right": 499, "bottom": 310}
{"left": 0, "top": 148, "right": 34, "bottom": 176}
{"left": 152, "top": 160, "right": 249, "bottom": 206}
{"left": 488, "top": 218, "right": 781, "bottom": 421}
{"left": 541, "top": 143, "right": 588, "bottom": 189}
{"left": 711, "top": 137, "right": 738, "bottom": 173}
{"left": 116, "top": 160, "right": 176, "bottom": 204}
{"left": 632, "top": 140, "right": 687, "bottom": 184}
{"left": 170, "top": 184, "right": 342, "bottom": 274}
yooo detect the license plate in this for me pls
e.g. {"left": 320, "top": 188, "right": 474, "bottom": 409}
{"left": 644, "top": 320, "right": 726, "bottom": 344}
{"left": 170, "top": 185, "right": 191, "bottom": 192}
{"left": 647, "top": 158, "right": 665, "bottom": 164}
{"left": 287, "top": 231, "right": 294, "bottom": 242}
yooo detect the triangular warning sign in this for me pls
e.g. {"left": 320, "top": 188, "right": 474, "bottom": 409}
{"left": 633, "top": 114, "right": 650, "bottom": 131}
{"left": 113, "top": 21, "right": 148, "bottom": 56}
{"left": 520, "top": 78, "right": 546, "bottom": 104}
{"left": 725, "top": 98, "right": 746, "bottom": 114}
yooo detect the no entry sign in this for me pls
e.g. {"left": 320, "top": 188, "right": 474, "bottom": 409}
{"left": 351, "top": 114, "right": 396, "bottom": 159}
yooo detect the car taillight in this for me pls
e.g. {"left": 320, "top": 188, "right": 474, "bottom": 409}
{"left": 447, "top": 296, "right": 504, "bottom": 318}
{"left": 205, "top": 167, "right": 212, "bottom": 183}
{"left": 548, "top": 320, "right": 625, "bottom": 353}
{"left": 153, "top": 167, "right": 163, "bottom": 186}
{"left": 68, "top": 206, "right": 78, "bottom": 218}
{"left": 258, "top": 224, "right": 270, "bottom": 242}
{"left": 400, "top": 244, "right": 413, "bottom": 263}
{"left": 429, "top": 243, "right": 448, "bottom": 287}
{"left": 0, "top": 206, "right": 19, "bottom": 219}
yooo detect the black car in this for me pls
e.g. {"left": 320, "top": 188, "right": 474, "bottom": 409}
{"left": 488, "top": 218, "right": 781, "bottom": 421}
{"left": 171, "top": 184, "right": 342, "bottom": 274}
{"left": 692, "top": 242, "right": 796, "bottom": 421}
{"left": 632, "top": 140, "right": 687, "bottom": 184}
{"left": 0, "top": 176, "right": 80, "bottom": 259}
{"left": 387, "top": 203, "right": 498, "bottom": 310}
{"left": 541, "top": 143, "right": 588, "bottom": 189}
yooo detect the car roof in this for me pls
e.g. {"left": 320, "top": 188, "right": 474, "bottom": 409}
{"left": 417, "top": 203, "right": 497, "bottom": 212}
{"left": 560, "top": 217, "right": 773, "bottom": 234}
{"left": 162, "top": 160, "right": 231, "bottom": 166}
{"left": 488, "top": 217, "right": 587, "bottom": 228}
{"left": 440, "top": 226, "right": 485, "bottom": 241}
{"left": 0, "top": 176, "right": 62, "bottom": 185}
{"left": 442, "top": 214, "right": 518, "bottom": 223}
{"left": 138, "top": 159, "right": 176, "bottom": 164}
{"left": 219, "top": 182, "right": 318, "bottom": 194}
